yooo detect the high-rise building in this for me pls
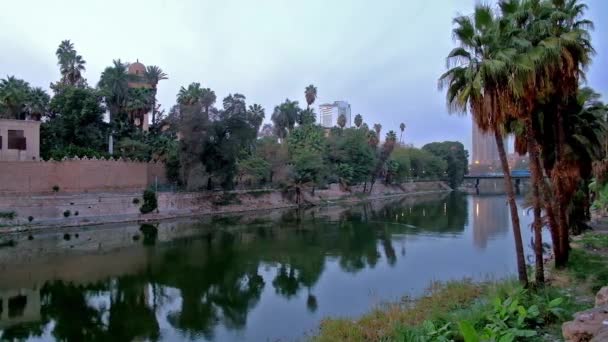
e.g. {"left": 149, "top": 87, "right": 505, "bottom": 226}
{"left": 471, "top": 121, "right": 505, "bottom": 170}
{"left": 318, "top": 101, "right": 351, "bottom": 128}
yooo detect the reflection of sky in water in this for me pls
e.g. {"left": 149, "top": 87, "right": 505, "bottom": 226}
{"left": 0, "top": 193, "right": 545, "bottom": 342}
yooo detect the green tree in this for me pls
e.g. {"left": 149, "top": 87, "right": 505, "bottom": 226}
{"left": 55, "top": 40, "right": 87, "bottom": 87}
{"left": 272, "top": 99, "right": 301, "bottom": 140}
{"left": 354, "top": 114, "right": 363, "bottom": 128}
{"left": 98, "top": 59, "right": 129, "bottom": 123}
{"left": 399, "top": 122, "right": 406, "bottom": 143}
{"left": 337, "top": 114, "right": 346, "bottom": 129}
{"left": 144, "top": 65, "right": 168, "bottom": 125}
{"left": 304, "top": 85, "right": 317, "bottom": 110}
{"left": 422, "top": 141, "right": 468, "bottom": 188}
{"left": 0, "top": 76, "right": 31, "bottom": 119}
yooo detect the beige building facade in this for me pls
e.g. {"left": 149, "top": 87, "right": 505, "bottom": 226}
{"left": 0, "top": 119, "right": 40, "bottom": 161}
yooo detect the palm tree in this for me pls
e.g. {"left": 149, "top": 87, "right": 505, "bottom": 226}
{"left": 144, "top": 65, "right": 168, "bottom": 125}
{"left": 98, "top": 59, "right": 130, "bottom": 121}
{"left": 354, "top": 114, "right": 362, "bottom": 128}
{"left": 0, "top": 76, "right": 30, "bottom": 119}
{"left": 439, "top": 4, "right": 528, "bottom": 285}
{"left": 337, "top": 114, "right": 346, "bottom": 129}
{"left": 55, "top": 40, "right": 86, "bottom": 86}
{"left": 26, "top": 87, "right": 50, "bottom": 120}
{"left": 177, "top": 82, "right": 204, "bottom": 106}
{"left": 399, "top": 123, "right": 406, "bottom": 144}
{"left": 247, "top": 104, "right": 265, "bottom": 132}
{"left": 200, "top": 88, "right": 216, "bottom": 115}
{"left": 304, "top": 85, "right": 317, "bottom": 110}
{"left": 373, "top": 123, "right": 382, "bottom": 137}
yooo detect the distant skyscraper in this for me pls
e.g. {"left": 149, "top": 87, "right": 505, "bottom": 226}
{"left": 472, "top": 122, "right": 505, "bottom": 167}
{"left": 318, "top": 101, "right": 351, "bottom": 128}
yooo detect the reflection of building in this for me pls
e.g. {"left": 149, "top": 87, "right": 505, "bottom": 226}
{"left": 508, "top": 153, "right": 529, "bottom": 170}
{"left": 0, "top": 119, "right": 40, "bottom": 161}
{"left": 471, "top": 122, "right": 505, "bottom": 173}
{"left": 318, "top": 101, "right": 351, "bottom": 128}
{"left": 0, "top": 289, "right": 41, "bottom": 329}
{"left": 472, "top": 196, "right": 509, "bottom": 249}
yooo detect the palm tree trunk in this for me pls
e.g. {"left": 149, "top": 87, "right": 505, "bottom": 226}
{"left": 151, "top": 88, "right": 157, "bottom": 127}
{"left": 526, "top": 120, "right": 544, "bottom": 285}
{"left": 495, "top": 131, "right": 529, "bottom": 287}
{"left": 553, "top": 109, "right": 570, "bottom": 268}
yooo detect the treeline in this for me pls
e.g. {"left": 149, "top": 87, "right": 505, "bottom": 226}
{"left": 0, "top": 41, "right": 469, "bottom": 194}
{"left": 440, "top": 0, "right": 608, "bottom": 286}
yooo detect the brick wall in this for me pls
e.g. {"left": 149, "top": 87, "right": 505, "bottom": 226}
{"left": 0, "top": 158, "right": 166, "bottom": 194}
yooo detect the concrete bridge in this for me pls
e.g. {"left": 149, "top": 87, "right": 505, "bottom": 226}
{"left": 462, "top": 171, "right": 531, "bottom": 194}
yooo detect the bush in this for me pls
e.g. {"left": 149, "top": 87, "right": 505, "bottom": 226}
{"left": 28, "top": 216, "right": 34, "bottom": 222}
{"left": 140, "top": 189, "right": 158, "bottom": 214}
{"left": 52, "top": 185, "right": 60, "bottom": 192}
{"left": 63, "top": 210, "right": 71, "bottom": 218}
{"left": 132, "top": 198, "right": 140, "bottom": 204}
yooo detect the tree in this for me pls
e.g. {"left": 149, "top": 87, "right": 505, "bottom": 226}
{"left": 439, "top": 4, "right": 528, "bottom": 285}
{"left": 55, "top": 40, "right": 86, "bottom": 87}
{"left": 369, "top": 131, "right": 398, "bottom": 193}
{"left": 42, "top": 86, "right": 108, "bottom": 159}
{"left": 26, "top": 87, "right": 50, "bottom": 120}
{"left": 337, "top": 114, "right": 346, "bottom": 129}
{"left": 0, "top": 76, "right": 31, "bottom": 119}
{"left": 247, "top": 104, "right": 265, "bottom": 134}
{"left": 422, "top": 142, "right": 468, "bottom": 188}
{"left": 98, "top": 59, "right": 130, "bottom": 123}
{"left": 177, "top": 82, "right": 204, "bottom": 106}
{"left": 373, "top": 123, "right": 382, "bottom": 137}
{"left": 200, "top": 88, "right": 217, "bottom": 115}
{"left": 399, "top": 122, "right": 406, "bottom": 144}
{"left": 144, "top": 65, "right": 168, "bottom": 125}
{"left": 304, "top": 85, "right": 317, "bottom": 110}
{"left": 271, "top": 99, "right": 301, "bottom": 140}
{"left": 354, "top": 114, "right": 362, "bottom": 128}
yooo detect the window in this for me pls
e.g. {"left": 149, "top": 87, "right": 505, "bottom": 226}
{"left": 7, "top": 130, "right": 26, "bottom": 150}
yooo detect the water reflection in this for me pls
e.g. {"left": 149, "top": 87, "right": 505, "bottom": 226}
{"left": 0, "top": 193, "right": 534, "bottom": 341}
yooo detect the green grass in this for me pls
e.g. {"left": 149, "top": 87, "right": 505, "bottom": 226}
{"left": 579, "top": 232, "right": 608, "bottom": 249}
{"left": 566, "top": 248, "right": 608, "bottom": 293}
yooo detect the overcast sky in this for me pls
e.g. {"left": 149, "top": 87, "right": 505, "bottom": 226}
{"left": 1, "top": 0, "right": 606, "bottom": 151}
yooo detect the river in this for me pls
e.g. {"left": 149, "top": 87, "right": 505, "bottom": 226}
{"left": 0, "top": 192, "right": 539, "bottom": 341}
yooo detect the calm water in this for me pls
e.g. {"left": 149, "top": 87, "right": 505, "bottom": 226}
{"left": 0, "top": 192, "right": 538, "bottom": 341}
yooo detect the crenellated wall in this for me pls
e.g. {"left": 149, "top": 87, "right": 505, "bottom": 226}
{"left": 0, "top": 157, "right": 166, "bottom": 194}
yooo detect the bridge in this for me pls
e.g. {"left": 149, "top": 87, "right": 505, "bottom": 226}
{"left": 462, "top": 170, "right": 530, "bottom": 194}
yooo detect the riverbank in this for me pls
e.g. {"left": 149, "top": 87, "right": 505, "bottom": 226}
{"left": 0, "top": 181, "right": 451, "bottom": 232}
{"left": 313, "top": 221, "right": 608, "bottom": 341}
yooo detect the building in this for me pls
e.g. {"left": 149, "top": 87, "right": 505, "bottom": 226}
{"left": 471, "top": 122, "right": 505, "bottom": 173}
{"left": 127, "top": 60, "right": 151, "bottom": 132}
{"left": 0, "top": 119, "right": 40, "bottom": 161}
{"left": 318, "top": 101, "right": 351, "bottom": 128}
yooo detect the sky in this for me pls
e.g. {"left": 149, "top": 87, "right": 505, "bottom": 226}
{"left": 1, "top": 0, "right": 606, "bottom": 152}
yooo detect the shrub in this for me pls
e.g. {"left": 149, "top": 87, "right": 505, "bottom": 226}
{"left": 132, "top": 198, "right": 140, "bottom": 204}
{"left": 52, "top": 185, "right": 60, "bottom": 192}
{"left": 0, "top": 211, "right": 16, "bottom": 220}
{"left": 140, "top": 189, "right": 158, "bottom": 214}
{"left": 28, "top": 216, "right": 34, "bottom": 222}
{"left": 63, "top": 210, "right": 71, "bottom": 218}
{"left": 74, "top": 211, "right": 79, "bottom": 216}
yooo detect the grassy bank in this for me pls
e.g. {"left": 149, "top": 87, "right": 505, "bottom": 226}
{"left": 314, "top": 231, "right": 608, "bottom": 342}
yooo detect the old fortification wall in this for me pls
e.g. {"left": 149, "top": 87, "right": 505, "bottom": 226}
{"left": 0, "top": 158, "right": 166, "bottom": 194}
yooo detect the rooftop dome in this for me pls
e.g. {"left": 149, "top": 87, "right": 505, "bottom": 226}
{"left": 128, "top": 60, "right": 146, "bottom": 76}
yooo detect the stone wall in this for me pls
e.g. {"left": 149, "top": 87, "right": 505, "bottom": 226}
{"left": 0, "top": 158, "right": 166, "bottom": 194}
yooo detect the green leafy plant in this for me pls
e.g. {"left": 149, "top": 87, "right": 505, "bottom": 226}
{"left": 63, "top": 210, "right": 71, "bottom": 218}
{"left": 52, "top": 185, "right": 60, "bottom": 192}
{"left": 140, "top": 189, "right": 158, "bottom": 214}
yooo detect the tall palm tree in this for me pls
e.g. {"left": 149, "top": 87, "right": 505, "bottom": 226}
{"left": 373, "top": 123, "right": 382, "bottom": 137}
{"left": 200, "top": 88, "right": 217, "bottom": 115}
{"left": 55, "top": 40, "right": 86, "bottom": 86}
{"left": 247, "top": 104, "right": 265, "bottom": 132}
{"left": 304, "top": 85, "right": 317, "bottom": 110}
{"left": 144, "top": 65, "right": 168, "bottom": 125}
{"left": 0, "top": 76, "right": 30, "bottom": 119}
{"left": 399, "top": 122, "right": 406, "bottom": 144}
{"left": 439, "top": 4, "right": 528, "bottom": 285}
{"left": 98, "top": 59, "right": 130, "bottom": 121}
{"left": 354, "top": 114, "right": 363, "bottom": 128}
{"left": 177, "top": 82, "right": 204, "bottom": 106}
